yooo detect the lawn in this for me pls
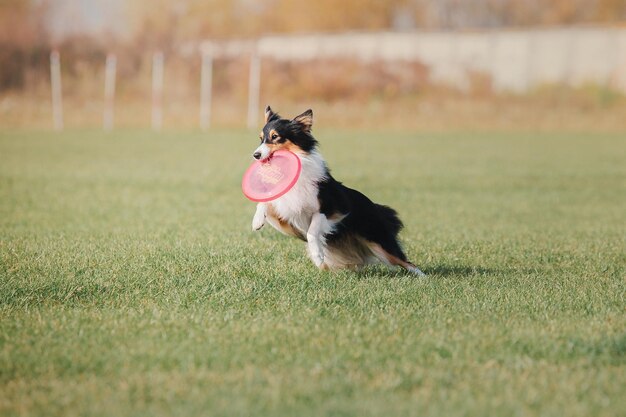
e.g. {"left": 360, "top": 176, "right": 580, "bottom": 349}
{"left": 0, "top": 129, "right": 624, "bottom": 417}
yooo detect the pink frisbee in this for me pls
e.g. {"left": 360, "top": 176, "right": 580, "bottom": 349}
{"left": 242, "top": 150, "right": 302, "bottom": 202}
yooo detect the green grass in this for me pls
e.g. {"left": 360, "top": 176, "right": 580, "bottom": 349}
{"left": 0, "top": 129, "right": 624, "bottom": 417}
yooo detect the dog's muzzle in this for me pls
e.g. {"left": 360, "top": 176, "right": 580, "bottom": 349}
{"left": 253, "top": 143, "right": 271, "bottom": 161}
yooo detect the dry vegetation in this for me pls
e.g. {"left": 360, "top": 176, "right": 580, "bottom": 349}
{"left": 1, "top": 54, "right": 625, "bottom": 131}
{"left": 1, "top": 0, "right": 626, "bottom": 130}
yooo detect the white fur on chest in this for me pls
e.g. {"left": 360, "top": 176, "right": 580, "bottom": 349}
{"left": 269, "top": 150, "right": 327, "bottom": 234}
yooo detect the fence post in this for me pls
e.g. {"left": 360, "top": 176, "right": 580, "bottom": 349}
{"left": 563, "top": 28, "right": 577, "bottom": 87}
{"left": 606, "top": 28, "right": 620, "bottom": 89}
{"left": 50, "top": 50, "right": 63, "bottom": 131}
{"left": 247, "top": 50, "right": 261, "bottom": 129}
{"left": 488, "top": 30, "right": 499, "bottom": 92}
{"left": 152, "top": 51, "right": 164, "bottom": 131}
{"left": 615, "top": 28, "right": 626, "bottom": 92}
{"left": 200, "top": 49, "right": 213, "bottom": 131}
{"left": 103, "top": 53, "right": 117, "bottom": 131}
{"left": 524, "top": 32, "right": 535, "bottom": 92}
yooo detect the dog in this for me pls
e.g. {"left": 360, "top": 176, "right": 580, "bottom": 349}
{"left": 251, "top": 106, "right": 425, "bottom": 275}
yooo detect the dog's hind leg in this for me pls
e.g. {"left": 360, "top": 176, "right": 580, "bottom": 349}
{"left": 307, "top": 212, "right": 331, "bottom": 269}
{"left": 368, "top": 242, "right": 425, "bottom": 276}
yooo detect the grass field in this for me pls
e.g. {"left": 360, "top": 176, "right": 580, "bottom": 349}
{"left": 0, "top": 129, "right": 624, "bottom": 417}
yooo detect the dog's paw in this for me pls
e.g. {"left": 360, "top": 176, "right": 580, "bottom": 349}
{"left": 310, "top": 251, "right": 325, "bottom": 268}
{"left": 252, "top": 204, "right": 266, "bottom": 231}
{"left": 252, "top": 215, "right": 265, "bottom": 231}
{"left": 319, "top": 262, "right": 330, "bottom": 271}
{"left": 408, "top": 265, "right": 426, "bottom": 276}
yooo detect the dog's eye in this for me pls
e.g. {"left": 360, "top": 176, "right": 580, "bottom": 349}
{"left": 271, "top": 133, "right": 278, "bottom": 140}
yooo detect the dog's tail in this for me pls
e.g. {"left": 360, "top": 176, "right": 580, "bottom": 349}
{"left": 375, "top": 204, "right": 404, "bottom": 236}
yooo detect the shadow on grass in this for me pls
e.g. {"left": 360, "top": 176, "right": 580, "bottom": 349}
{"left": 349, "top": 264, "right": 516, "bottom": 279}
{"left": 425, "top": 265, "right": 505, "bottom": 277}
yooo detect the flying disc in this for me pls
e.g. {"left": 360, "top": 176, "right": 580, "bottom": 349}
{"left": 242, "top": 150, "right": 302, "bottom": 202}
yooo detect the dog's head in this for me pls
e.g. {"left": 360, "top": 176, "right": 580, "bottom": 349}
{"left": 253, "top": 106, "right": 317, "bottom": 161}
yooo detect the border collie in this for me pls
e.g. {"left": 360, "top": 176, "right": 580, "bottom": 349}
{"left": 251, "top": 106, "right": 425, "bottom": 275}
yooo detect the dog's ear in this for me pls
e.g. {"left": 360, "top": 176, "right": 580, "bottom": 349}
{"left": 292, "top": 109, "right": 313, "bottom": 133}
{"left": 265, "top": 105, "right": 279, "bottom": 123}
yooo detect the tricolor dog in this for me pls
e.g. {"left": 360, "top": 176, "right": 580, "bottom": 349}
{"left": 251, "top": 106, "right": 425, "bottom": 275}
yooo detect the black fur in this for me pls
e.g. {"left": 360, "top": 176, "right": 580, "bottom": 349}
{"left": 318, "top": 175, "right": 409, "bottom": 262}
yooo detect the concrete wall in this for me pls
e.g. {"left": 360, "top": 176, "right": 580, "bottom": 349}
{"left": 203, "top": 27, "right": 626, "bottom": 93}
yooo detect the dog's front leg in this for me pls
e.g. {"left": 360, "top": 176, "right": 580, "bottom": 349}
{"left": 252, "top": 203, "right": 267, "bottom": 231}
{"left": 307, "top": 212, "right": 328, "bottom": 269}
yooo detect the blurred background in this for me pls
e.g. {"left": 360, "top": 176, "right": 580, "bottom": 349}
{"left": 1, "top": 0, "right": 626, "bottom": 131}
